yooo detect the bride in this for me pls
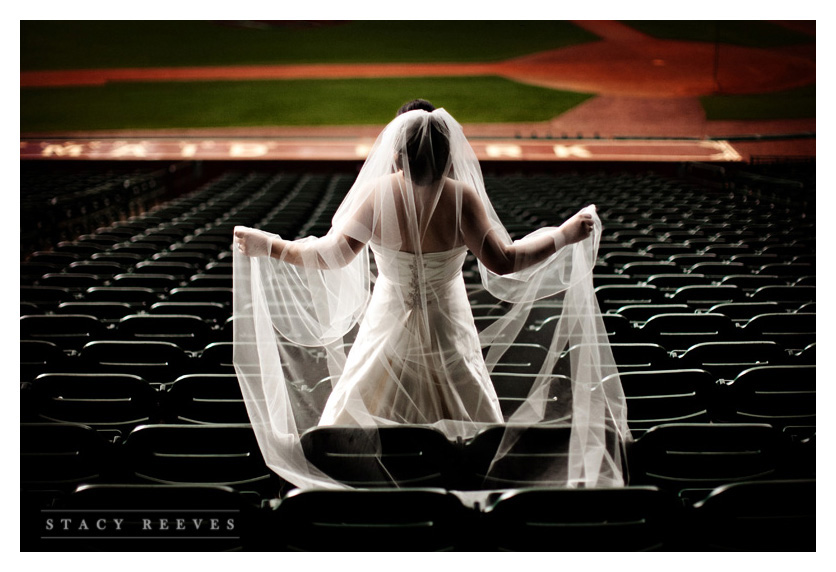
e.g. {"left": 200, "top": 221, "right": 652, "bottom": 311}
{"left": 232, "top": 100, "right": 630, "bottom": 490}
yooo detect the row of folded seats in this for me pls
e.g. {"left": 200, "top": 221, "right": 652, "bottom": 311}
{"left": 21, "top": 421, "right": 814, "bottom": 550}
{"left": 20, "top": 356, "right": 816, "bottom": 431}
{"left": 20, "top": 167, "right": 814, "bottom": 551}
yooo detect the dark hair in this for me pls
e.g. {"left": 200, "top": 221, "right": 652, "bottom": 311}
{"left": 396, "top": 98, "right": 436, "bottom": 116}
{"left": 398, "top": 113, "right": 450, "bottom": 186}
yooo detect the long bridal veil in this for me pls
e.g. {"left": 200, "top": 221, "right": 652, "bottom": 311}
{"left": 233, "top": 108, "right": 631, "bottom": 490}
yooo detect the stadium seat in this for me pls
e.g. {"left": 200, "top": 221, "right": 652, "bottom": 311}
{"left": 484, "top": 343, "right": 549, "bottom": 375}
{"left": 630, "top": 423, "right": 782, "bottom": 499}
{"left": 688, "top": 479, "right": 815, "bottom": 551}
{"left": 719, "top": 274, "right": 787, "bottom": 291}
{"left": 135, "top": 260, "right": 197, "bottom": 278}
{"left": 79, "top": 340, "right": 190, "bottom": 386}
{"left": 741, "top": 312, "right": 815, "bottom": 350}
{"left": 38, "top": 273, "right": 103, "bottom": 291}
{"left": 645, "top": 273, "right": 711, "bottom": 291}
{"left": 54, "top": 301, "right": 134, "bottom": 323}
{"left": 678, "top": 340, "right": 786, "bottom": 381}
{"left": 620, "top": 261, "right": 680, "bottom": 277}
{"left": 20, "top": 314, "right": 110, "bottom": 351}
{"left": 66, "top": 260, "right": 125, "bottom": 278}
{"left": 668, "top": 285, "right": 746, "bottom": 309}
{"left": 271, "top": 488, "right": 471, "bottom": 551}
{"left": 614, "top": 304, "right": 691, "bottom": 324}
{"left": 482, "top": 486, "right": 680, "bottom": 551}
{"left": 300, "top": 425, "right": 457, "bottom": 488}
{"left": 21, "top": 422, "right": 116, "bottom": 494}
{"left": 21, "top": 340, "right": 72, "bottom": 382}
{"left": 168, "top": 287, "right": 233, "bottom": 305}
{"left": 84, "top": 286, "right": 160, "bottom": 308}
{"left": 165, "top": 374, "right": 248, "bottom": 424}
{"left": 750, "top": 285, "right": 815, "bottom": 307}
{"left": 706, "top": 302, "right": 781, "bottom": 323}
{"left": 112, "top": 273, "right": 181, "bottom": 290}
{"left": 28, "top": 373, "right": 159, "bottom": 434}
{"left": 639, "top": 313, "right": 736, "bottom": 352}
{"left": 685, "top": 262, "right": 746, "bottom": 278}
{"left": 122, "top": 424, "right": 280, "bottom": 495}
{"left": 490, "top": 373, "right": 572, "bottom": 420}
{"left": 594, "top": 285, "right": 664, "bottom": 312}
{"left": 460, "top": 424, "right": 624, "bottom": 489}
{"left": 149, "top": 301, "right": 230, "bottom": 324}
{"left": 117, "top": 314, "right": 211, "bottom": 352}
{"left": 613, "top": 369, "right": 715, "bottom": 433}
{"left": 716, "top": 365, "right": 815, "bottom": 428}
{"left": 20, "top": 285, "right": 75, "bottom": 309}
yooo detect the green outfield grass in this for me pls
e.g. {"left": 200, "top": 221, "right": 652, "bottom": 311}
{"left": 700, "top": 84, "right": 815, "bottom": 121}
{"left": 21, "top": 21, "right": 599, "bottom": 70}
{"left": 21, "top": 77, "right": 595, "bottom": 132}
{"left": 623, "top": 20, "right": 813, "bottom": 48}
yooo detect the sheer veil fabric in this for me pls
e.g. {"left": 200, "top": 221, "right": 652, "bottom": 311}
{"left": 232, "top": 108, "right": 631, "bottom": 490}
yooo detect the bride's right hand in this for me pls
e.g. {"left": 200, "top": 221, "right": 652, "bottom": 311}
{"left": 233, "top": 226, "right": 274, "bottom": 257}
{"left": 559, "top": 208, "right": 595, "bottom": 245}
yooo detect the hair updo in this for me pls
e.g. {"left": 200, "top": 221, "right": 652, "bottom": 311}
{"left": 396, "top": 98, "right": 436, "bottom": 115}
{"left": 396, "top": 107, "right": 451, "bottom": 186}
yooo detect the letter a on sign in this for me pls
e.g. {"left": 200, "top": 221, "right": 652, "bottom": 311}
{"left": 553, "top": 145, "right": 592, "bottom": 159}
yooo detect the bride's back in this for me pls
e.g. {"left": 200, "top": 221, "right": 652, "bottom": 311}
{"left": 372, "top": 173, "right": 464, "bottom": 254}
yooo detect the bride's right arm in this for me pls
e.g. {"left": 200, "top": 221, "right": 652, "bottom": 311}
{"left": 234, "top": 191, "right": 374, "bottom": 269}
{"left": 460, "top": 184, "right": 593, "bottom": 276}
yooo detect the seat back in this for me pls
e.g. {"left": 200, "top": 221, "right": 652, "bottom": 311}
{"left": 690, "top": 479, "right": 815, "bottom": 551}
{"left": 273, "top": 488, "right": 471, "bottom": 551}
{"left": 630, "top": 423, "right": 781, "bottom": 495}
{"left": 483, "top": 486, "right": 679, "bottom": 551}
{"left": 300, "top": 425, "right": 457, "bottom": 488}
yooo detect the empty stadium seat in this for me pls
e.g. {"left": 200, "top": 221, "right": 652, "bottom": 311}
{"left": 678, "top": 340, "right": 786, "bottom": 381}
{"left": 20, "top": 314, "right": 110, "bottom": 351}
{"left": 717, "top": 365, "right": 815, "bottom": 428}
{"left": 52, "top": 302, "right": 132, "bottom": 325}
{"left": 460, "top": 424, "right": 624, "bottom": 489}
{"left": 689, "top": 479, "right": 815, "bottom": 551}
{"left": 79, "top": 340, "right": 190, "bottom": 386}
{"left": 21, "top": 422, "right": 116, "bottom": 493}
{"left": 21, "top": 340, "right": 72, "bottom": 382}
{"left": 28, "top": 373, "right": 158, "bottom": 434}
{"left": 117, "top": 314, "right": 212, "bottom": 351}
{"left": 122, "top": 424, "right": 280, "bottom": 495}
{"left": 490, "top": 373, "right": 572, "bottom": 420}
{"left": 595, "top": 285, "right": 664, "bottom": 312}
{"left": 165, "top": 374, "right": 248, "bottom": 424}
{"left": 271, "top": 488, "right": 471, "bottom": 551}
{"left": 630, "top": 423, "right": 782, "bottom": 498}
{"left": 741, "top": 312, "right": 815, "bottom": 350}
{"left": 613, "top": 369, "right": 715, "bottom": 434}
{"left": 300, "top": 425, "right": 457, "bottom": 488}
{"left": 640, "top": 313, "right": 736, "bottom": 352}
{"left": 614, "top": 304, "right": 690, "bottom": 323}
{"left": 482, "top": 486, "right": 679, "bottom": 551}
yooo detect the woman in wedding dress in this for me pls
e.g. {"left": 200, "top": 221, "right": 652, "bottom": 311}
{"left": 232, "top": 100, "right": 630, "bottom": 490}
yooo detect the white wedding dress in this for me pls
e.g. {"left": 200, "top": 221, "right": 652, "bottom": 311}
{"left": 232, "top": 108, "right": 631, "bottom": 490}
{"left": 319, "top": 244, "right": 503, "bottom": 427}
